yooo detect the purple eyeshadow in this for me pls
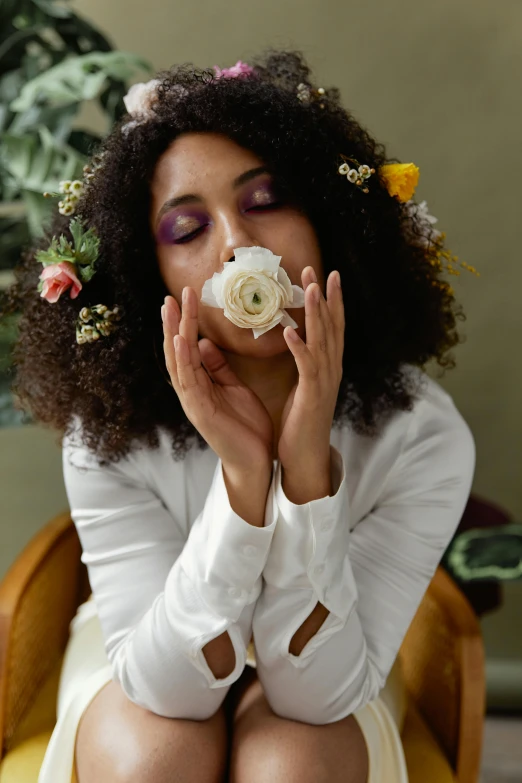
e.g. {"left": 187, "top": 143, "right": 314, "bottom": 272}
{"left": 156, "top": 210, "right": 207, "bottom": 244}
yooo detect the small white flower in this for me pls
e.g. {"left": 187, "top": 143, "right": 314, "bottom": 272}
{"left": 70, "top": 180, "right": 83, "bottom": 194}
{"left": 347, "top": 169, "right": 359, "bottom": 183}
{"left": 402, "top": 199, "right": 442, "bottom": 248}
{"left": 200, "top": 246, "right": 305, "bottom": 339}
{"left": 59, "top": 203, "right": 75, "bottom": 216}
{"left": 338, "top": 163, "right": 349, "bottom": 175}
{"left": 80, "top": 307, "right": 91, "bottom": 322}
{"left": 59, "top": 180, "right": 72, "bottom": 193}
{"left": 358, "top": 165, "right": 371, "bottom": 179}
{"left": 123, "top": 79, "right": 161, "bottom": 115}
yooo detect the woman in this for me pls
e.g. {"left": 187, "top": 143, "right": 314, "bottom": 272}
{"left": 2, "top": 50, "right": 476, "bottom": 783}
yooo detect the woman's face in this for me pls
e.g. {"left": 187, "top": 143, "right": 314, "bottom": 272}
{"left": 149, "top": 132, "right": 323, "bottom": 356}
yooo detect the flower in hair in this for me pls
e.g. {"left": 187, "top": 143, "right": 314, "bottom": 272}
{"left": 379, "top": 163, "right": 420, "bottom": 202}
{"left": 213, "top": 60, "right": 255, "bottom": 79}
{"left": 123, "top": 78, "right": 161, "bottom": 116}
{"left": 43, "top": 179, "right": 84, "bottom": 217}
{"left": 36, "top": 217, "right": 100, "bottom": 303}
{"left": 76, "top": 304, "right": 123, "bottom": 344}
{"left": 200, "top": 246, "right": 305, "bottom": 339}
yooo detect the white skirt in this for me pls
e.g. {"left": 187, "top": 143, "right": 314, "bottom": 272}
{"left": 38, "top": 597, "right": 409, "bottom": 783}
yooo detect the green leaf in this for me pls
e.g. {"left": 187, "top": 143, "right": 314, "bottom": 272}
{"left": 78, "top": 263, "right": 96, "bottom": 283}
{"left": 445, "top": 524, "right": 522, "bottom": 582}
{"left": 0, "top": 129, "right": 85, "bottom": 194}
{"left": 30, "top": 0, "right": 73, "bottom": 18}
{"left": 10, "top": 51, "right": 153, "bottom": 111}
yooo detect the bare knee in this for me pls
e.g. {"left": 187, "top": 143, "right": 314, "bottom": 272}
{"left": 75, "top": 680, "right": 228, "bottom": 783}
{"left": 231, "top": 699, "right": 368, "bottom": 783}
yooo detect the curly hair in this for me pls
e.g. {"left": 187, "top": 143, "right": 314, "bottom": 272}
{"left": 1, "top": 49, "right": 467, "bottom": 466}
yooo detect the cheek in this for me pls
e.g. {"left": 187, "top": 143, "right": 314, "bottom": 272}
{"left": 156, "top": 248, "right": 211, "bottom": 303}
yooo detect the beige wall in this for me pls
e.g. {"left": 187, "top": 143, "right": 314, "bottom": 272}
{"left": 71, "top": 0, "right": 521, "bottom": 520}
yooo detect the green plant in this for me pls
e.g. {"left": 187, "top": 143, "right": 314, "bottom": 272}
{"left": 0, "top": 0, "right": 153, "bottom": 270}
{"left": 442, "top": 524, "right": 522, "bottom": 582}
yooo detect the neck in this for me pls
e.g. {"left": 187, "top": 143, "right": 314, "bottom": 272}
{"left": 222, "top": 349, "right": 298, "bottom": 461}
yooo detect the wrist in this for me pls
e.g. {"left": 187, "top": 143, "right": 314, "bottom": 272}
{"left": 222, "top": 461, "right": 273, "bottom": 527}
{"left": 281, "top": 451, "right": 333, "bottom": 504}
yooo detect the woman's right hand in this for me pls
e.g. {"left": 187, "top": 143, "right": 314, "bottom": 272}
{"left": 161, "top": 288, "right": 274, "bottom": 474}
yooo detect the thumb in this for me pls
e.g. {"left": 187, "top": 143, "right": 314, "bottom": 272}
{"left": 198, "top": 338, "right": 244, "bottom": 387}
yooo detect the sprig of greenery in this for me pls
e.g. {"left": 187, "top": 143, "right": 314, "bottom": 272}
{"left": 35, "top": 216, "right": 100, "bottom": 284}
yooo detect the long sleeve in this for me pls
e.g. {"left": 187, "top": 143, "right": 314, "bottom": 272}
{"left": 252, "top": 397, "right": 476, "bottom": 724}
{"left": 62, "top": 433, "right": 277, "bottom": 720}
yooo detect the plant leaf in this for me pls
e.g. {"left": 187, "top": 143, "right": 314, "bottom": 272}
{"left": 10, "top": 51, "right": 153, "bottom": 111}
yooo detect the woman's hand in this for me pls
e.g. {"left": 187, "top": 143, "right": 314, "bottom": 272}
{"left": 162, "top": 287, "right": 274, "bottom": 474}
{"left": 277, "top": 266, "right": 345, "bottom": 500}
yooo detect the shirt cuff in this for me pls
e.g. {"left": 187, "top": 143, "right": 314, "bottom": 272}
{"left": 178, "top": 458, "right": 278, "bottom": 623}
{"left": 264, "top": 444, "right": 358, "bottom": 621}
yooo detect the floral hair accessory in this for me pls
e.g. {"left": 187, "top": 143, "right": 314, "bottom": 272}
{"left": 36, "top": 217, "right": 99, "bottom": 302}
{"left": 34, "top": 216, "right": 123, "bottom": 344}
{"left": 297, "top": 82, "right": 326, "bottom": 107}
{"left": 76, "top": 304, "right": 123, "bottom": 344}
{"left": 200, "top": 246, "right": 305, "bottom": 339}
{"left": 213, "top": 60, "right": 255, "bottom": 79}
{"left": 338, "top": 154, "right": 376, "bottom": 194}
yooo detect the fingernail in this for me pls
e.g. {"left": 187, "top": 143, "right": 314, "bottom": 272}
{"left": 287, "top": 327, "right": 299, "bottom": 341}
{"left": 309, "top": 267, "right": 318, "bottom": 284}
{"left": 313, "top": 285, "right": 321, "bottom": 303}
{"left": 161, "top": 305, "right": 165, "bottom": 323}
{"left": 182, "top": 287, "right": 187, "bottom": 304}
{"left": 334, "top": 271, "right": 341, "bottom": 288}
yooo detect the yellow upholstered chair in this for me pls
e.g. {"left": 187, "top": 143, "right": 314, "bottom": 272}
{"left": 0, "top": 511, "right": 485, "bottom": 783}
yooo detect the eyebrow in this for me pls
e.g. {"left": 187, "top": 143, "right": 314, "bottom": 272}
{"left": 155, "top": 166, "right": 270, "bottom": 229}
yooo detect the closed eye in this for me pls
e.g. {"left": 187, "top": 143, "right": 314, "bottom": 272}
{"left": 247, "top": 202, "right": 281, "bottom": 211}
{"left": 174, "top": 202, "right": 282, "bottom": 243}
{"left": 174, "top": 226, "right": 207, "bottom": 244}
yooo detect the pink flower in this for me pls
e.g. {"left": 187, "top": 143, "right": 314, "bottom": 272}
{"left": 39, "top": 261, "right": 82, "bottom": 303}
{"left": 213, "top": 60, "right": 255, "bottom": 79}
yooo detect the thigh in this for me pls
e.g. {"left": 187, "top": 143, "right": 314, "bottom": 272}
{"left": 227, "top": 667, "right": 369, "bottom": 783}
{"left": 74, "top": 679, "right": 229, "bottom": 783}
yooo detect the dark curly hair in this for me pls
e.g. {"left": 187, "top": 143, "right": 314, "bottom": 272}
{"left": 1, "top": 49, "right": 469, "bottom": 466}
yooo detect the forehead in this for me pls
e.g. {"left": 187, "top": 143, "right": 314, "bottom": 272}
{"left": 151, "top": 132, "right": 264, "bottom": 192}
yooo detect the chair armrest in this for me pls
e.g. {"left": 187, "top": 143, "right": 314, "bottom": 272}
{"left": 399, "top": 566, "right": 485, "bottom": 783}
{"left": 0, "top": 512, "right": 82, "bottom": 758}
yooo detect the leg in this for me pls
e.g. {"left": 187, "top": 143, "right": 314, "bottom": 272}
{"left": 228, "top": 667, "right": 369, "bottom": 783}
{"left": 74, "top": 679, "right": 229, "bottom": 783}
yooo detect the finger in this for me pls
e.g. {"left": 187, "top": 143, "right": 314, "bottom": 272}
{"left": 326, "top": 270, "right": 345, "bottom": 365}
{"left": 283, "top": 326, "right": 321, "bottom": 398}
{"left": 305, "top": 282, "right": 328, "bottom": 366}
{"left": 174, "top": 334, "right": 199, "bottom": 392}
{"left": 301, "top": 265, "right": 317, "bottom": 290}
{"left": 162, "top": 298, "right": 181, "bottom": 395}
{"left": 199, "top": 338, "right": 245, "bottom": 387}
{"left": 179, "top": 287, "right": 202, "bottom": 372}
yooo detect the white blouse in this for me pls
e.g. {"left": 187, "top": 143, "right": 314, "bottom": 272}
{"left": 62, "top": 365, "right": 475, "bottom": 725}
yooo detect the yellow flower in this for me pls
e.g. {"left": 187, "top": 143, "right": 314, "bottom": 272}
{"left": 379, "top": 163, "right": 420, "bottom": 202}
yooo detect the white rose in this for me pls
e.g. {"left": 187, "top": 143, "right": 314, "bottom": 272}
{"left": 123, "top": 79, "right": 161, "bottom": 116}
{"left": 200, "top": 246, "right": 305, "bottom": 339}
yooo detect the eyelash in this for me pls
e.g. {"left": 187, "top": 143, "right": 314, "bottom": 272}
{"left": 173, "top": 202, "right": 282, "bottom": 244}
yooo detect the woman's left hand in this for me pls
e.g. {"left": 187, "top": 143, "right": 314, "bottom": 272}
{"left": 278, "top": 266, "right": 345, "bottom": 498}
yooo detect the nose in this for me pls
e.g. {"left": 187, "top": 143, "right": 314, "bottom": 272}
{"left": 216, "top": 211, "right": 258, "bottom": 270}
